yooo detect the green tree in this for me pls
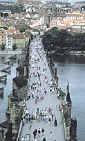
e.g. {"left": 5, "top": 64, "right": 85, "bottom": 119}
{"left": 1, "top": 43, "right": 5, "bottom": 50}
{"left": 20, "top": 28, "right": 25, "bottom": 33}
{"left": 19, "top": 24, "right": 28, "bottom": 33}
{"left": 12, "top": 44, "right": 17, "bottom": 50}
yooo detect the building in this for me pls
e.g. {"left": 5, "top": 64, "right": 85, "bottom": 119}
{"left": 5, "top": 32, "right": 29, "bottom": 50}
{"left": 73, "top": 1, "right": 85, "bottom": 10}
{"left": 0, "top": 19, "right": 6, "bottom": 27}
{"left": 55, "top": 1, "right": 71, "bottom": 9}
{"left": 13, "top": 34, "right": 26, "bottom": 49}
{"left": 0, "top": 10, "right": 11, "bottom": 18}
{"left": 56, "top": 11, "right": 85, "bottom": 31}
{"left": 50, "top": 17, "right": 57, "bottom": 28}
{"left": 6, "top": 34, "right": 13, "bottom": 49}
{"left": 0, "top": 29, "right": 6, "bottom": 46}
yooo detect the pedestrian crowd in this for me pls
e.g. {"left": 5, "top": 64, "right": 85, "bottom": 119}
{"left": 22, "top": 42, "right": 59, "bottom": 141}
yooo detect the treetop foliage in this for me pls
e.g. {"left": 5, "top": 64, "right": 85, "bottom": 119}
{"left": 42, "top": 27, "right": 85, "bottom": 54}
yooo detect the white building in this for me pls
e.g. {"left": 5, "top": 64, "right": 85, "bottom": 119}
{"left": 40, "top": 16, "right": 44, "bottom": 25}
{"left": 6, "top": 34, "right": 13, "bottom": 49}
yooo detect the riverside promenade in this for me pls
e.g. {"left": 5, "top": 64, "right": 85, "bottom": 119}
{"left": 20, "top": 36, "right": 65, "bottom": 141}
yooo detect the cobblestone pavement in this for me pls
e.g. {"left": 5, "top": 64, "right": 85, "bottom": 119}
{"left": 20, "top": 37, "right": 65, "bottom": 141}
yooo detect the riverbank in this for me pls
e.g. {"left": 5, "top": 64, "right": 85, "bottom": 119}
{"left": 69, "top": 51, "right": 85, "bottom": 56}
{"left": 42, "top": 27, "right": 85, "bottom": 57}
{"left": 46, "top": 50, "right": 85, "bottom": 57}
{"left": 51, "top": 54, "right": 85, "bottom": 64}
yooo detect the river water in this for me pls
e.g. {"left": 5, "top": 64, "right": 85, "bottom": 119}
{"left": 0, "top": 53, "right": 85, "bottom": 140}
{"left": 0, "top": 55, "right": 17, "bottom": 123}
{"left": 54, "top": 55, "right": 85, "bottom": 141}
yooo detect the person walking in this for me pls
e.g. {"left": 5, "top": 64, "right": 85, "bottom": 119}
{"left": 42, "top": 128, "right": 44, "bottom": 135}
{"left": 38, "top": 128, "right": 41, "bottom": 135}
{"left": 42, "top": 137, "right": 46, "bottom": 141}
{"left": 54, "top": 118, "right": 57, "bottom": 127}
{"left": 40, "top": 82, "right": 41, "bottom": 87}
{"left": 52, "top": 114, "right": 54, "bottom": 121}
{"left": 44, "top": 90, "right": 47, "bottom": 95}
{"left": 33, "top": 130, "right": 36, "bottom": 139}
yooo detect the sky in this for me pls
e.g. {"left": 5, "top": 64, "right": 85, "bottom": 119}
{"left": 0, "top": 0, "right": 15, "bottom": 1}
{"left": 69, "top": 0, "right": 85, "bottom": 3}
{"left": 0, "top": 0, "right": 85, "bottom": 3}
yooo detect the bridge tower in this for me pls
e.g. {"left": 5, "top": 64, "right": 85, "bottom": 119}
{"left": 66, "top": 81, "right": 72, "bottom": 120}
{"left": 62, "top": 81, "right": 72, "bottom": 141}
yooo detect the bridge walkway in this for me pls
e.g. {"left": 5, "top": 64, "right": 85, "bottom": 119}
{"left": 20, "top": 36, "right": 65, "bottom": 141}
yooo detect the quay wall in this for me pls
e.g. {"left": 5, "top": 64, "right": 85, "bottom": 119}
{"left": 69, "top": 51, "right": 85, "bottom": 56}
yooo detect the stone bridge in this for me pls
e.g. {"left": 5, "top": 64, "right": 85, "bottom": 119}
{"left": 17, "top": 36, "right": 72, "bottom": 141}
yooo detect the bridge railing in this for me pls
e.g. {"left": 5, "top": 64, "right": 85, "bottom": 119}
{"left": 44, "top": 49, "right": 70, "bottom": 141}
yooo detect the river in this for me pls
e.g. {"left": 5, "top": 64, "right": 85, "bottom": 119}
{"left": 54, "top": 55, "right": 85, "bottom": 141}
{"left": 0, "top": 55, "right": 17, "bottom": 123}
{"left": 0, "top": 53, "right": 85, "bottom": 140}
